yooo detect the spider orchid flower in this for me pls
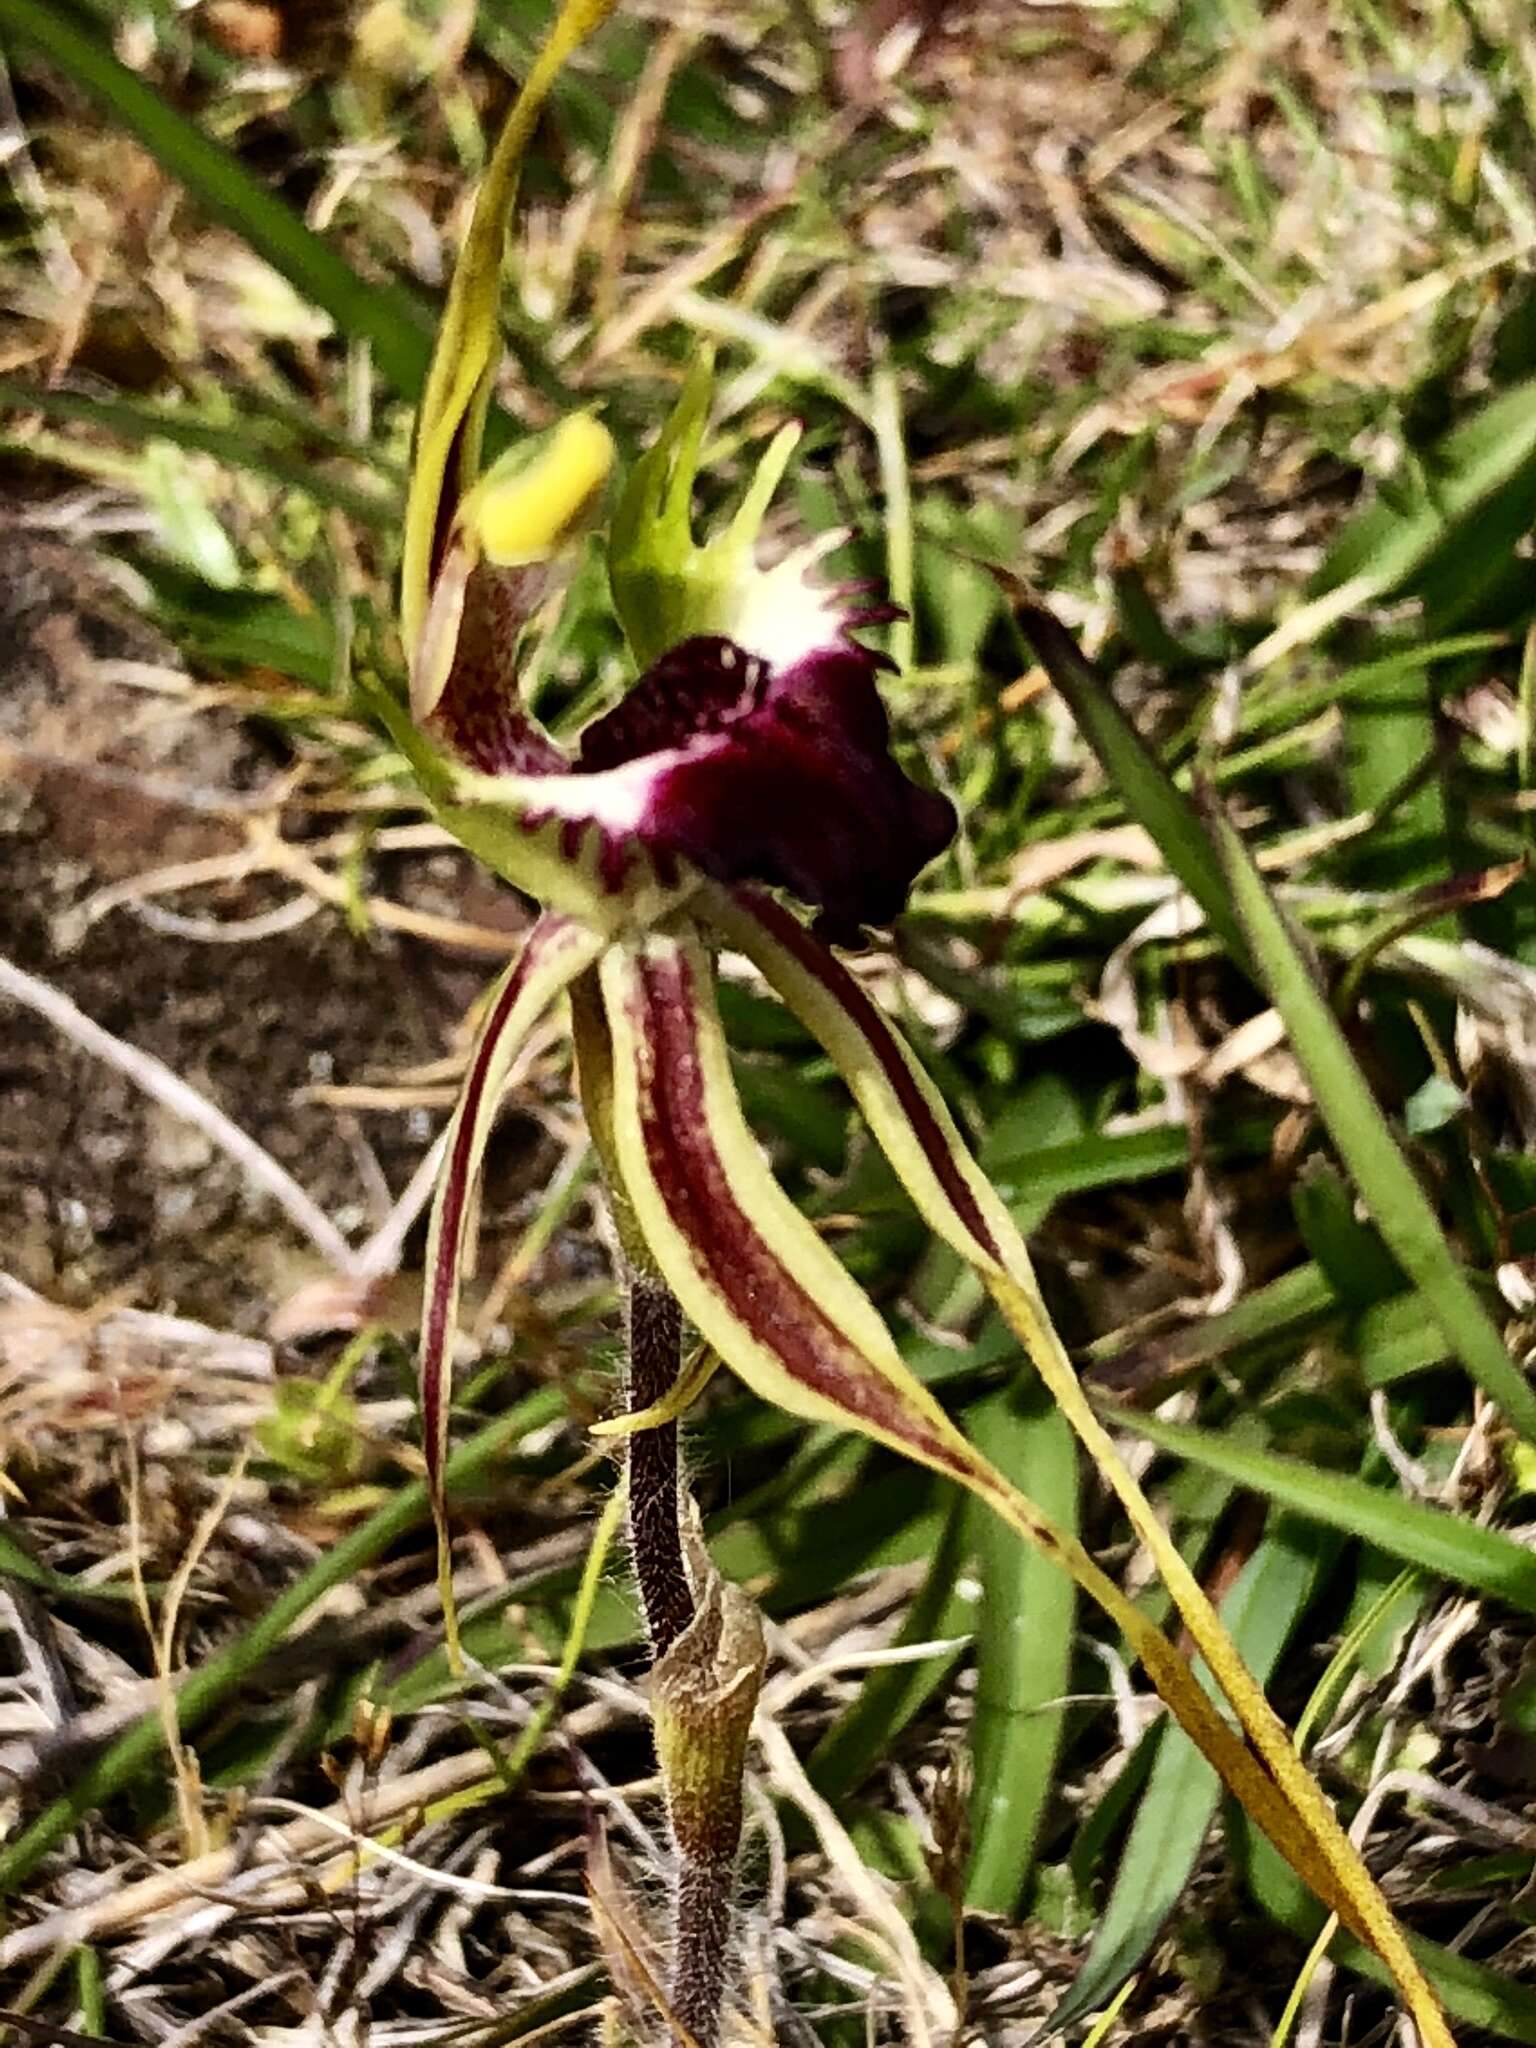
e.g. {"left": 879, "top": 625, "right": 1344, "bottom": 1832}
{"left": 381, "top": 364, "right": 1448, "bottom": 2045}
{"left": 376, "top": 13, "right": 1448, "bottom": 2035}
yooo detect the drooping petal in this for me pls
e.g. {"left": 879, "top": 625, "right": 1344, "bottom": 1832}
{"left": 599, "top": 927, "right": 977, "bottom": 1465}
{"left": 420, "top": 912, "right": 605, "bottom": 1660}
{"left": 703, "top": 884, "right": 1450, "bottom": 2043}
{"left": 594, "top": 925, "right": 1431, "bottom": 1976}
{"left": 576, "top": 635, "right": 955, "bottom": 941}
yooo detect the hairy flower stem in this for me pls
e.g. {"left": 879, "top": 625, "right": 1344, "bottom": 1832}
{"left": 670, "top": 1854, "right": 735, "bottom": 2046}
{"left": 626, "top": 1271, "right": 748, "bottom": 2048}
{"left": 619, "top": 1270, "right": 749, "bottom": 2048}
{"left": 653, "top": 1565, "right": 766, "bottom": 2048}
{"left": 624, "top": 1267, "right": 694, "bottom": 1659}
{"left": 573, "top": 970, "right": 698, "bottom": 1660}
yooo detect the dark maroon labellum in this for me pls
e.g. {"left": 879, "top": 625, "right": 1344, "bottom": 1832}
{"left": 579, "top": 633, "right": 956, "bottom": 940}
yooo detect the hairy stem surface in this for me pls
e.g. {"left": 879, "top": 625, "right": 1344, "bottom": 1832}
{"left": 652, "top": 1567, "right": 765, "bottom": 2048}
{"left": 625, "top": 1267, "right": 695, "bottom": 1659}
{"left": 671, "top": 1853, "right": 735, "bottom": 2047}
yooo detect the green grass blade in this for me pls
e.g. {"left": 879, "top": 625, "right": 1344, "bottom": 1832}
{"left": 1043, "top": 1516, "right": 1334, "bottom": 2038}
{"left": 1090, "top": 1261, "right": 1336, "bottom": 1393}
{"left": 1243, "top": 1823, "right": 1536, "bottom": 2044}
{"left": 0, "top": 1524, "right": 144, "bottom": 1605}
{"left": 1114, "top": 1406, "right": 1536, "bottom": 1613}
{"left": 0, "top": 0, "right": 433, "bottom": 396}
{"left": 988, "top": 1115, "right": 1275, "bottom": 1206}
{"left": 1001, "top": 585, "right": 1248, "bottom": 963}
{"left": 1358, "top": 1288, "right": 1460, "bottom": 1387}
{"left": 1237, "top": 634, "right": 1508, "bottom": 739}
{"left": 1315, "top": 378, "right": 1536, "bottom": 607}
{"left": 464, "top": 1477, "right": 626, "bottom": 1805}
{"left": 0, "top": 379, "right": 399, "bottom": 525}
{"left": 1291, "top": 1160, "right": 1404, "bottom": 1311}
{"left": 964, "top": 1374, "right": 1078, "bottom": 1915}
{"left": 1207, "top": 793, "right": 1536, "bottom": 1441}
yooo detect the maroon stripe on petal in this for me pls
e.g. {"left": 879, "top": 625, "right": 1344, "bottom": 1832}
{"left": 628, "top": 945, "right": 964, "bottom": 1474}
{"left": 421, "top": 921, "right": 560, "bottom": 1491}
{"left": 431, "top": 561, "right": 569, "bottom": 777}
{"left": 736, "top": 890, "right": 1001, "bottom": 1261}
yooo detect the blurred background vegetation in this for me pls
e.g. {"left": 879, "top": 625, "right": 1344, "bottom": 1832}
{"left": 5, "top": 0, "right": 1536, "bottom": 2041}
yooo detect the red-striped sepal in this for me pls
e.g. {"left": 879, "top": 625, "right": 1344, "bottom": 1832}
{"left": 597, "top": 925, "right": 982, "bottom": 1478}
{"left": 419, "top": 912, "right": 604, "bottom": 1663}
{"left": 594, "top": 921, "right": 1404, "bottom": 1955}
{"left": 701, "top": 885, "right": 1450, "bottom": 2039}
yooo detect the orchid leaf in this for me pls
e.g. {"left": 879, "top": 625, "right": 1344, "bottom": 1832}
{"left": 704, "top": 884, "right": 1451, "bottom": 2045}
{"left": 419, "top": 913, "right": 604, "bottom": 1667}
{"left": 965, "top": 1376, "right": 1077, "bottom": 1916}
{"left": 400, "top": 0, "right": 621, "bottom": 660}
{"left": 596, "top": 916, "right": 1446, "bottom": 2035}
{"left": 1204, "top": 789, "right": 1536, "bottom": 1442}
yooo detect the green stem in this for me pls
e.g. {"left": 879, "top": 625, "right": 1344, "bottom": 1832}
{"left": 0, "top": 1386, "right": 563, "bottom": 1897}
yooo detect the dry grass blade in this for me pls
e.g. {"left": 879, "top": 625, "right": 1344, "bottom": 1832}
{"left": 754, "top": 1715, "right": 956, "bottom": 2047}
